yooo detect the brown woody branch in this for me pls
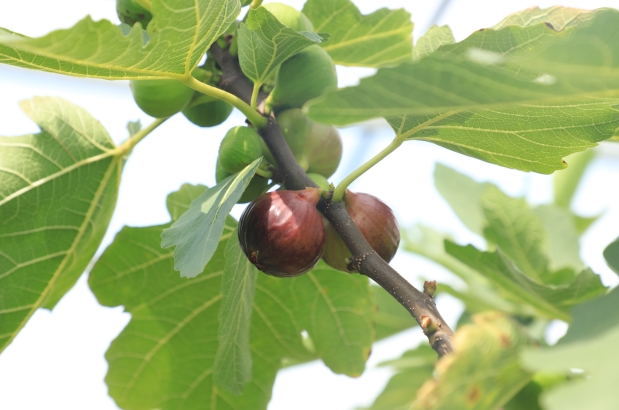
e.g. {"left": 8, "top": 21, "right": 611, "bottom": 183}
{"left": 210, "top": 43, "right": 454, "bottom": 357}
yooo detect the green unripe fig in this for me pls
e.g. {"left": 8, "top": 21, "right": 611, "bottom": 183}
{"left": 263, "top": 108, "right": 342, "bottom": 178}
{"left": 263, "top": 3, "right": 314, "bottom": 32}
{"left": 215, "top": 160, "right": 233, "bottom": 183}
{"left": 270, "top": 45, "right": 337, "bottom": 110}
{"left": 182, "top": 96, "right": 233, "bottom": 127}
{"left": 307, "top": 173, "right": 330, "bottom": 191}
{"left": 219, "top": 126, "right": 263, "bottom": 174}
{"left": 130, "top": 79, "right": 194, "bottom": 118}
{"left": 116, "top": 0, "right": 152, "bottom": 27}
{"left": 216, "top": 160, "right": 269, "bottom": 203}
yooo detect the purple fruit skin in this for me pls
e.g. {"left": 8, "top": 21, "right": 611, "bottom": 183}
{"left": 239, "top": 188, "right": 326, "bottom": 277}
{"left": 323, "top": 191, "right": 400, "bottom": 272}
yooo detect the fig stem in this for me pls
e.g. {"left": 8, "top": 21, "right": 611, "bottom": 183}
{"left": 118, "top": 117, "right": 168, "bottom": 154}
{"left": 255, "top": 167, "right": 273, "bottom": 179}
{"left": 134, "top": 0, "right": 152, "bottom": 12}
{"left": 250, "top": 0, "right": 264, "bottom": 9}
{"left": 332, "top": 136, "right": 404, "bottom": 202}
{"left": 251, "top": 82, "right": 261, "bottom": 111}
{"left": 182, "top": 76, "right": 267, "bottom": 128}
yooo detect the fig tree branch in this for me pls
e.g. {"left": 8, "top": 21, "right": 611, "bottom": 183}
{"left": 210, "top": 42, "right": 455, "bottom": 357}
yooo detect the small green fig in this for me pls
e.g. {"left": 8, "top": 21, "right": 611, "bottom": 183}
{"left": 307, "top": 173, "right": 330, "bottom": 191}
{"left": 130, "top": 79, "right": 194, "bottom": 118}
{"left": 239, "top": 188, "right": 326, "bottom": 276}
{"left": 270, "top": 45, "right": 337, "bottom": 110}
{"left": 262, "top": 3, "right": 314, "bottom": 32}
{"left": 322, "top": 191, "right": 400, "bottom": 272}
{"left": 116, "top": 0, "right": 152, "bottom": 27}
{"left": 263, "top": 108, "right": 342, "bottom": 178}
{"left": 182, "top": 96, "right": 233, "bottom": 127}
{"left": 215, "top": 160, "right": 269, "bottom": 204}
{"left": 218, "top": 126, "right": 263, "bottom": 174}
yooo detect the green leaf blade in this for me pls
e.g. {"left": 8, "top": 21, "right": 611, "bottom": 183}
{"left": 287, "top": 262, "right": 375, "bottom": 377}
{"left": 603, "top": 237, "right": 619, "bottom": 276}
{"left": 0, "top": 0, "right": 239, "bottom": 78}
{"left": 303, "top": 0, "right": 413, "bottom": 67}
{"left": 0, "top": 97, "right": 121, "bottom": 352}
{"left": 481, "top": 186, "right": 549, "bottom": 281}
{"left": 213, "top": 229, "right": 259, "bottom": 395}
{"left": 445, "top": 242, "right": 605, "bottom": 321}
{"left": 522, "top": 288, "right": 619, "bottom": 410}
{"left": 238, "top": 7, "right": 324, "bottom": 84}
{"left": 161, "top": 159, "right": 261, "bottom": 278}
{"left": 89, "top": 187, "right": 304, "bottom": 410}
{"left": 413, "top": 25, "right": 454, "bottom": 62}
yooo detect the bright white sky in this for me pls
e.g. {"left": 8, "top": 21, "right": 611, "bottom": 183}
{"left": 0, "top": 1, "right": 618, "bottom": 409}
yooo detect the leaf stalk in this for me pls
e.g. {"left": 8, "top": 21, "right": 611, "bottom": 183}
{"left": 332, "top": 136, "right": 404, "bottom": 202}
{"left": 119, "top": 117, "right": 168, "bottom": 154}
{"left": 182, "top": 76, "right": 267, "bottom": 128}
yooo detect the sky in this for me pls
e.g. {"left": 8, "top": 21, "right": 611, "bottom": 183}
{"left": 0, "top": 1, "right": 618, "bottom": 409}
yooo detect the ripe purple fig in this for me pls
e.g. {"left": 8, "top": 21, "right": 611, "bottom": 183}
{"left": 239, "top": 188, "right": 326, "bottom": 277}
{"left": 323, "top": 191, "right": 400, "bottom": 272}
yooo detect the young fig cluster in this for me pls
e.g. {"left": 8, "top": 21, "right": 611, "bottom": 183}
{"left": 119, "top": 0, "right": 400, "bottom": 275}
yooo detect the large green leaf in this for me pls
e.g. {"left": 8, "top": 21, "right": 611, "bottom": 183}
{"left": 89, "top": 223, "right": 282, "bottom": 409}
{"left": 491, "top": 6, "right": 595, "bottom": 30}
{"left": 413, "top": 313, "right": 531, "bottom": 410}
{"left": 413, "top": 25, "right": 454, "bottom": 62}
{"left": 0, "top": 0, "right": 239, "bottom": 79}
{"left": 371, "top": 285, "right": 417, "bottom": 341}
{"left": 533, "top": 205, "right": 583, "bottom": 273}
{"left": 302, "top": 0, "right": 413, "bottom": 67}
{"left": 445, "top": 242, "right": 605, "bottom": 321}
{"left": 434, "top": 163, "right": 488, "bottom": 236}
{"left": 306, "top": 8, "right": 619, "bottom": 173}
{"left": 307, "top": 7, "right": 602, "bottom": 124}
{"left": 403, "top": 225, "right": 530, "bottom": 317}
{"left": 161, "top": 159, "right": 262, "bottom": 278}
{"left": 0, "top": 97, "right": 121, "bottom": 353}
{"left": 387, "top": 97, "right": 618, "bottom": 174}
{"left": 89, "top": 187, "right": 306, "bottom": 409}
{"left": 481, "top": 186, "right": 549, "bottom": 282}
{"left": 603, "top": 237, "right": 619, "bottom": 276}
{"left": 275, "top": 262, "right": 376, "bottom": 377}
{"left": 238, "top": 6, "right": 324, "bottom": 85}
{"left": 509, "top": 9, "right": 619, "bottom": 95}
{"left": 522, "top": 288, "right": 619, "bottom": 410}
{"left": 366, "top": 344, "right": 436, "bottom": 410}
{"left": 213, "top": 229, "right": 258, "bottom": 395}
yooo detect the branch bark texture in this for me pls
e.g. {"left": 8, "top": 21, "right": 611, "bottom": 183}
{"left": 210, "top": 43, "right": 454, "bottom": 357}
